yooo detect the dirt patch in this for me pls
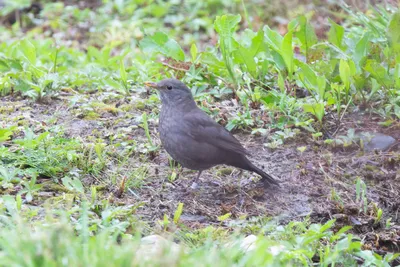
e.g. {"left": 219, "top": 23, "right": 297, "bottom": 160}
{"left": 1, "top": 94, "right": 399, "bottom": 254}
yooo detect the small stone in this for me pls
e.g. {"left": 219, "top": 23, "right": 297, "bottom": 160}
{"left": 180, "top": 214, "right": 208, "bottom": 223}
{"left": 135, "top": 235, "right": 182, "bottom": 261}
{"left": 361, "top": 133, "right": 396, "bottom": 152}
{"left": 240, "top": 235, "right": 257, "bottom": 252}
{"left": 190, "top": 182, "right": 198, "bottom": 190}
{"left": 226, "top": 235, "right": 286, "bottom": 255}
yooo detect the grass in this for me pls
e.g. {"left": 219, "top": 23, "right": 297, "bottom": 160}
{"left": 1, "top": 206, "right": 397, "bottom": 266}
{"left": 0, "top": 0, "right": 400, "bottom": 266}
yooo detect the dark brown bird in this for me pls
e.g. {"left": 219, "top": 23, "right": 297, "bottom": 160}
{"left": 145, "top": 78, "right": 279, "bottom": 189}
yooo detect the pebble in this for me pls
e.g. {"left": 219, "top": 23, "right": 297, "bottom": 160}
{"left": 361, "top": 132, "right": 396, "bottom": 152}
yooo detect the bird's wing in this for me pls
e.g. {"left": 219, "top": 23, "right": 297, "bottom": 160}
{"left": 183, "top": 109, "right": 250, "bottom": 156}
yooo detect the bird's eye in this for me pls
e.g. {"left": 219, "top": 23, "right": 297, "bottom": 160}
{"left": 167, "top": 85, "right": 172, "bottom": 90}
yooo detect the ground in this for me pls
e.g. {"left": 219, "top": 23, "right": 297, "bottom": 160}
{"left": 1, "top": 91, "right": 399, "bottom": 255}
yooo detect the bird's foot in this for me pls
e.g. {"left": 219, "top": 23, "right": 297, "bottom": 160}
{"left": 261, "top": 179, "right": 281, "bottom": 189}
{"left": 239, "top": 178, "right": 253, "bottom": 188}
{"left": 190, "top": 182, "right": 199, "bottom": 190}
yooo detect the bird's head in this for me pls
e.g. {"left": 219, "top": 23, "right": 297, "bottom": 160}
{"left": 145, "top": 78, "right": 194, "bottom": 105}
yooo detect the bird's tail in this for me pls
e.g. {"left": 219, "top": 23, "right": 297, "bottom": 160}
{"left": 231, "top": 156, "right": 280, "bottom": 187}
{"left": 250, "top": 164, "right": 280, "bottom": 187}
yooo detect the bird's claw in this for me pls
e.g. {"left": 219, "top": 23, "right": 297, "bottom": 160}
{"left": 190, "top": 182, "right": 199, "bottom": 190}
{"left": 239, "top": 178, "right": 252, "bottom": 187}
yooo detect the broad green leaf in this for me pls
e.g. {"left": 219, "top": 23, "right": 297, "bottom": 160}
{"left": 248, "top": 29, "right": 264, "bottom": 56}
{"left": 353, "top": 33, "right": 370, "bottom": 71}
{"left": 120, "top": 60, "right": 127, "bottom": 86}
{"left": 217, "top": 213, "right": 231, "bottom": 222}
{"left": 296, "top": 60, "right": 325, "bottom": 100}
{"left": 263, "top": 26, "right": 295, "bottom": 76}
{"left": 62, "top": 177, "right": 84, "bottom": 194}
{"left": 103, "top": 77, "right": 124, "bottom": 93}
{"left": 339, "top": 59, "right": 350, "bottom": 90}
{"left": 214, "top": 14, "right": 241, "bottom": 82}
{"left": 278, "top": 71, "right": 285, "bottom": 92}
{"left": 87, "top": 46, "right": 102, "bottom": 62}
{"left": 270, "top": 51, "right": 286, "bottom": 72}
{"left": 19, "top": 39, "right": 36, "bottom": 65}
{"left": 233, "top": 29, "right": 265, "bottom": 78}
{"left": 190, "top": 43, "right": 198, "bottom": 62}
{"left": 303, "top": 102, "right": 325, "bottom": 123}
{"left": 0, "top": 58, "right": 10, "bottom": 71}
{"left": 214, "top": 14, "right": 241, "bottom": 39}
{"left": 0, "top": 126, "right": 16, "bottom": 142}
{"left": 233, "top": 46, "right": 256, "bottom": 77}
{"left": 0, "top": 0, "right": 31, "bottom": 15}
{"left": 101, "top": 46, "right": 111, "bottom": 65}
{"left": 264, "top": 26, "right": 283, "bottom": 51}
{"left": 297, "top": 60, "right": 317, "bottom": 85}
{"left": 296, "top": 15, "right": 318, "bottom": 53}
{"left": 387, "top": 12, "right": 400, "bottom": 53}
{"left": 364, "top": 60, "right": 392, "bottom": 87}
{"left": 231, "top": 45, "right": 251, "bottom": 77}
{"left": 316, "top": 76, "right": 326, "bottom": 100}
{"left": 140, "top": 32, "right": 185, "bottom": 61}
{"left": 199, "top": 52, "right": 226, "bottom": 76}
{"left": 36, "top": 132, "right": 49, "bottom": 142}
{"left": 173, "top": 202, "right": 184, "bottom": 224}
{"left": 281, "top": 30, "right": 294, "bottom": 77}
{"left": 328, "top": 18, "right": 345, "bottom": 50}
{"left": 395, "top": 64, "right": 400, "bottom": 89}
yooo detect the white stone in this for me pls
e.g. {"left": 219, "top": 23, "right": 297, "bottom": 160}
{"left": 135, "top": 235, "right": 182, "bottom": 262}
{"left": 239, "top": 235, "right": 257, "bottom": 252}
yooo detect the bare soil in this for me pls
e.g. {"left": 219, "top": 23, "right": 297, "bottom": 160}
{"left": 1, "top": 93, "right": 399, "bottom": 254}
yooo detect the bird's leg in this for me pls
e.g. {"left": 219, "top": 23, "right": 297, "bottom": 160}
{"left": 190, "top": 171, "right": 202, "bottom": 190}
{"left": 238, "top": 170, "right": 252, "bottom": 187}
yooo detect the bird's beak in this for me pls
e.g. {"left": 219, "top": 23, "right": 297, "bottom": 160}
{"left": 144, "top": 81, "right": 158, "bottom": 89}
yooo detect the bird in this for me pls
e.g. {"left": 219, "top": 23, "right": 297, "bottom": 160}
{"left": 144, "top": 78, "right": 280, "bottom": 189}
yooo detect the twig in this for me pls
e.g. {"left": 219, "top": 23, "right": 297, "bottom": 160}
{"left": 162, "top": 62, "right": 189, "bottom": 72}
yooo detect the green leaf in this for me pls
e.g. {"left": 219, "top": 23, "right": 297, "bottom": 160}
{"left": 120, "top": 60, "right": 127, "bottom": 88}
{"left": 173, "top": 202, "right": 184, "bottom": 224}
{"left": 296, "top": 15, "right": 318, "bottom": 53}
{"left": 394, "top": 64, "right": 400, "bottom": 89}
{"left": 387, "top": 12, "right": 400, "bottom": 52}
{"left": 353, "top": 33, "right": 370, "bottom": 69}
{"left": 248, "top": 29, "right": 264, "bottom": 56}
{"left": 264, "top": 26, "right": 283, "bottom": 52}
{"left": 277, "top": 71, "right": 285, "bottom": 92}
{"left": 19, "top": 39, "right": 36, "bottom": 65}
{"left": 140, "top": 32, "right": 185, "bottom": 61}
{"left": 87, "top": 46, "right": 102, "bottom": 62}
{"left": 101, "top": 46, "right": 111, "bottom": 66}
{"left": 36, "top": 132, "right": 49, "bottom": 142}
{"left": 0, "top": 58, "right": 10, "bottom": 71}
{"left": 214, "top": 14, "right": 241, "bottom": 38}
{"left": 0, "top": 126, "right": 16, "bottom": 142}
{"left": 270, "top": 51, "right": 286, "bottom": 72}
{"left": 328, "top": 18, "right": 345, "bottom": 50}
{"left": 217, "top": 213, "right": 231, "bottom": 222}
{"left": 199, "top": 52, "right": 226, "bottom": 76}
{"left": 214, "top": 14, "right": 241, "bottom": 83}
{"left": 62, "top": 177, "right": 84, "bottom": 194}
{"left": 316, "top": 76, "right": 326, "bottom": 100}
{"left": 281, "top": 30, "right": 294, "bottom": 77}
{"left": 296, "top": 60, "right": 326, "bottom": 100}
{"left": 103, "top": 78, "right": 124, "bottom": 93}
{"left": 339, "top": 59, "right": 350, "bottom": 90}
{"left": 303, "top": 102, "right": 325, "bottom": 123}
{"left": 233, "top": 44, "right": 256, "bottom": 77}
{"left": 364, "top": 60, "right": 392, "bottom": 88}
{"left": 190, "top": 43, "right": 198, "bottom": 62}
